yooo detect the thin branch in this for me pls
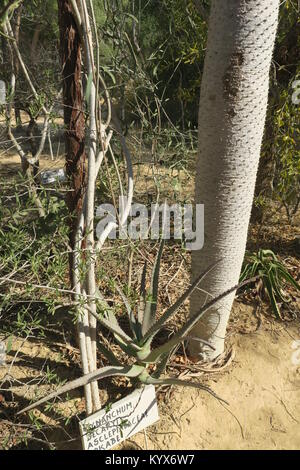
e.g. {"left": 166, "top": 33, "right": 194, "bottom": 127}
{"left": 4, "top": 19, "right": 47, "bottom": 115}
{"left": 80, "top": 0, "right": 101, "bottom": 412}
{"left": 95, "top": 122, "right": 134, "bottom": 251}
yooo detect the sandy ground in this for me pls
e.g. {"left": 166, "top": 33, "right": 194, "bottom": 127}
{"left": 1, "top": 304, "right": 299, "bottom": 450}
{"left": 121, "top": 311, "right": 300, "bottom": 451}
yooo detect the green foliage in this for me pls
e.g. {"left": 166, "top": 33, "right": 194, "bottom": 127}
{"left": 0, "top": 176, "right": 69, "bottom": 337}
{"left": 99, "top": 0, "right": 208, "bottom": 128}
{"left": 240, "top": 249, "right": 300, "bottom": 319}
{"left": 272, "top": 74, "right": 300, "bottom": 220}
{"left": 259, "top": 0, "right": 300, "bottom": 221}
{"left": 1, "top": 1, "right": 60, "bottom": 123}
{"left": 98, "top": 0, "right": 298, "bottom": 214}
{"left": 139, "top": 0, "right": 208, "bottom": 123}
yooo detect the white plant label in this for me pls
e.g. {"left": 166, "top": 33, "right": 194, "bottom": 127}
{"left": 79, "top": 385, "right": 159, "bottom": 450}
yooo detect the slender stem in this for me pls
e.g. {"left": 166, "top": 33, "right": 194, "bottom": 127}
{"left": 80, "top": 0, "right": 100, "bottom": 412}
{"left": 95, "top": 123, "right": 134, "bottom": 251}
{"left": 82, "top": 290, "right": 100, "bottom": 406}
{"left": 74, "top": 211, "right": 93, "bottom": 415}
{"left": 5, "top": 19, "right": 47, "bottom": 115}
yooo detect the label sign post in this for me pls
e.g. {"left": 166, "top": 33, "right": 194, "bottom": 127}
{"left": 79, "top": 385, "right": 159, "bottom": 450}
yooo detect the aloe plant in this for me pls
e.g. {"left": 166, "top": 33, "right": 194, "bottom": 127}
{"left": 240, "top": 248, "right": 300, "bottom": 319}
{"left": 19, "top": 242, "right": 253, "bottom": 415}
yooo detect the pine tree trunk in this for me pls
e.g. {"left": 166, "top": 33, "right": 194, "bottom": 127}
{"left": 189, "top": 0, "right": 280, "bottom": 361}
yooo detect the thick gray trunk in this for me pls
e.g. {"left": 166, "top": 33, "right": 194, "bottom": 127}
{"left": 189, "top": 0, "right": 280, "bottom": 361}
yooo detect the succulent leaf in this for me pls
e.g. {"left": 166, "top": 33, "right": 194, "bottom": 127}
{"left": 240, "top": 248, "right": 299, "bottom": 318}
{"left": 142, "top": 261, "right": 219, "bottom": 341}
{"left": 19, "top": 365, "right": 145, "bottom": 415}
{"left": 142, "top": 278, "right": 254, "bottom": 363}
{"left": 114, "top": 284, "right": 138, "bottom": 338}
{"left": 97, "top": 340, "right": 123, "bottom": 366}
{"left": 278, "top": 267, "right": 300, "bottom": 292}
{"left": 142, "top": 239, "right": 165, "bottom": 336}
{"left": 140, "top": 374, "right": 228, "bottom": 405}
{"left": 94, "top": 310, "right": 139, "bottom": 348}
{"left": 114, "top": 334, "right": 142, "bottom": 357}
{"left": 137, "top": 261, "right": 147, "bottom": 339}
{"left": 92, "top": 288, "right": 140, "bottom": 349}
{"left": 152, "top": 352, "right": 171, "bottom": 379}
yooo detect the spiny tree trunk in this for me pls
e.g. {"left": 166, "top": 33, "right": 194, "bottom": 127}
{"left": 189, "top": 0, "right": 280, "bottom": 361}
{"left": 57, "top": 0, "right": 86, "bottom": 287}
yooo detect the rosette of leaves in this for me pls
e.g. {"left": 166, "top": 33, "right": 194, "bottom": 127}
{"left": 20, "top": 241, "right": 252, "bottom": 414}
{"left": 240, "top": 249, "right": 300, "bottom": 319}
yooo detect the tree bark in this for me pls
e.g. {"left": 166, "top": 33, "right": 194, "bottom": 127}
{"left": 189, "top": 0, "right": 280, "bottom": 361}
{"left": 57, "top": 0, "right": 86, "bottom": 286}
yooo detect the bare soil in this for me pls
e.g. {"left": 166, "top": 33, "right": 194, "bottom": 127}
{"left": 123, "top": 308, "right": 300, "bottom": 450}
{"left": 1, "top": 304, "right": 299, "bottom": 450}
